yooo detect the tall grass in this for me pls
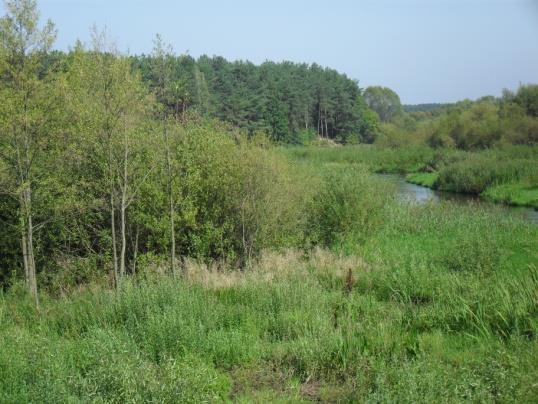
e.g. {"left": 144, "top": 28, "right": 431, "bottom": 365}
{"left": 1, "top": 144, "right": 537, "bottom": 401}
{"left": 282, "top": 145, "right": 538, "bottom": 204}
{"left": 281, "top": 144, "right": 437, "bottom": 173}
{"left": 1, "top": 197, "right": 537, "bottom": 402}
{"left": 436, "top": 155, "right": 538, "bottom": 194}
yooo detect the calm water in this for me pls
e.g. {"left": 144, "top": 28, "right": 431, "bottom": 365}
{"left": 378, "top": 174, "right": 538, "bottom": 225}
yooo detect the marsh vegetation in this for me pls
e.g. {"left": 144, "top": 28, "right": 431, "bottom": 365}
{"left": 0, "top": 1, "right": 537, "bottom": 402}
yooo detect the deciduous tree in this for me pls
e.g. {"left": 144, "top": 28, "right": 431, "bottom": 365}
{"left": 0, "top": 0, "right": 57, "bottom": 305}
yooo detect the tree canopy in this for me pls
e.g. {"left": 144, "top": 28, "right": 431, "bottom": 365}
{"left": 132, "top": 55, "right": 378, "bottom": 144}
{"left": 363, "top": 86, "right": 402, "bottom": 122}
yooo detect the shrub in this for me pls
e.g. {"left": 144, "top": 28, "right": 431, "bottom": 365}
{"left": 436, "top": 154, "right": 537, "bottom": 194}
{"left": 449, "top": 102, "right": 502, "bottom": 149}
{"left": 514, "top": 84, "right": 538, "bottom": 117}
{"left": 137, "top": 123, "right": 305, "bottom": 264}
{"left": 305, "top": 165, "right": 393, "bottom": 249}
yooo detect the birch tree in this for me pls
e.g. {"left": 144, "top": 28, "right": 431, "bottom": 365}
{"left": 150, "top": 35, "right": 179, "bottom": 275}
{"left": 0, "top": 0, "right": 57, "bottom": 305}
{"left": 68, "top": 30, "right": 153, "bottom": 286}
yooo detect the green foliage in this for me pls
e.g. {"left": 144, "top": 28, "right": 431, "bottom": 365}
{"left": 133, "top": 56, "right": 375, "bottom": 143}
{"left": 264, "top": 91, "right": 290, "bottom": 142}
{"left": 483, "top": 183, "right": 538, "bottom": 209}
{"left": 363, "top": 86, "right": 402, "bottom": 122}
{"left": 305, "top": 165, "right": 393, "bottom": 248}
{"left": 436, "top": 151, "right": 538, "bottom": 194}
{"left": 0, "top": 1, "right": 537, "bottom": 401}
{"left": 514, "top": 84, "right": 538, "bottom": 117}
{"left": 134, "top": 122, "right": 305, "bottom": 264}
{"left": 0, "top": 0, "right": 63, "bottom": 302}
{"left": 283, "top": 144, "right": 435, "bottom": 173}
{"left": 285, "top": 143, "right": 538, "bottom": 209}
{"left": 295, "top": 129, "right": 318, "bottom": 145}
{"left": 357, "top": 105, "right": 381, "bottom": 143}
{"left": 450, "top": 102, "right": 503, "bottom": 149}
{"left": 404, "top": 103, "right": 451, "bottom": 113}
{"left": 376, "top": 121, "right": 428, "bottom": 148}
{"left": 0, "top": 195, "right": 19, "bottom": 286}
{"left": 440, "top": 229, "right": 500, "bottom": 273}
{"left": 1, "top": 199, "right": 537, "bottom": 401}
{"left": 363, "top": 144, "right": 538, "bottom": 208}
{"left": 383, "top": 88, "right": 538, "bottom": 150}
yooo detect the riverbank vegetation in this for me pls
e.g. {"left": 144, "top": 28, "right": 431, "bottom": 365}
{"left": 408, "top": 147, "right": 538, "bottom": 207}
{"left": 2, "top": 198, "right": 537, "bottom": 402}
{"left": 286, "top": 145, "right": 538, "bottom": 208}
{"left": 1, "top": 1, "right": 537, "bottom": 402}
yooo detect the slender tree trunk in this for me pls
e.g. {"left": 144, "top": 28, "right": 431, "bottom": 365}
{"left": 241, "top": 200, "right": 247, "bottom": 264}
{"left": 119, "top": 137, "right": 128, "bottom": 278}
{"left": 164, "top": 124, "right": 176, "bottom": 275}
{"left": 120, "top": 196, "right": 126, "bottom": 278}
{"left": 25, "top": 191, "right": 38, "bottom": 307}
{"left": 317, "top": 103, "right": 321, "bottom": 136}
{"left": 110, "top": 188, "right": 118, "bottom": 287}
{"left": 132, "top": 224, "right": 139, "bottom": 275}
{"left": 109, "top": 145, "right": 119, "bottom": 287}
{"left": 20, "top": 210, "right": 29, "bottom": 286}
{"left": 17, "top": 166, "right": 30, "bottom": 287}
{"left": 169, "top": 176, "right": 176, "bottom": 275}
{"left": 325, "top": 107, "right": 329, "bottom": 139}
{"left": 20, "top": 87, "right": 38, "bottom": 306}
{"left": 20, "top": 185, "right": 38, "bottom": 306}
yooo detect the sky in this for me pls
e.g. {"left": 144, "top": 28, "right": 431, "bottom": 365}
{"left": 2, "top": 0, "right": 538, "bottom": 104}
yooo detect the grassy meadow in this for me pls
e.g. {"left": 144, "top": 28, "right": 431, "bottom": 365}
{"left": 1, "top": 147, "right": 537, "bottom": 403}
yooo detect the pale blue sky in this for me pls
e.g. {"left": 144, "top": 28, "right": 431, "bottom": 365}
{"left": 3, "top": 0, "right": 538, "bottom": 104}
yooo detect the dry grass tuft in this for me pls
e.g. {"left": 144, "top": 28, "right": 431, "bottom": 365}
{"left": 308, "top": 247, "right": 370, "bottom": 278}
{"left": 180, "top": 248, "right": 371, "bottom": 290}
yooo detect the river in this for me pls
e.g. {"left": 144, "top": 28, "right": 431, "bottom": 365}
{"left": 378, "top": 174, "right": 538, "bottom": 225}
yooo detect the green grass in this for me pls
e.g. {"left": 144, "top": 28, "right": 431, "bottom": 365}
{"left": 281, "top": 144, "right": 436, "bottom": 173}
{"left": 284, "top": 144, "right": 538, "bottom": 208}
{"left": 484, "top": 183, "right": 538, "bottom": 209}
{"left": 1, "top": 199, "right": 537, "bottom": 402}
{"left": 1, "top": 145, "right": 537, "bottom": 402}
{"left": 406, "top": 172, "right": 439, "bottom": 188}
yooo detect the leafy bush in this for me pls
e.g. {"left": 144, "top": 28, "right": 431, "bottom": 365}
{"left": 450, "top": 102, "right": 503, "bottom": 149}
{"left": 305, "top": 165, "right": 394, "bottom": 248}
{"left": 136, "top": 123, "right": 305, "bottom": 265}
{"left": 514, "top": 84, "right": 538, "bottom": 117}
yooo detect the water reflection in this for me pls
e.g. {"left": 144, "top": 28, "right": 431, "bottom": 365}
{"left": 378, "top": 174, "right": 538, "bottom": 225}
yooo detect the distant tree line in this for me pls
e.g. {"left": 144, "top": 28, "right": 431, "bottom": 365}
{"left": 376, "top": 87, "right": 538, "bottom": 149}
{"left": 41, "top": 50, "right": 382, "bottom": 145}
{"left": 130, "top": 54, "right": 380, "bottom": 144}
{"left": 403, "top": 103, "right": 451, "bottom": 113}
